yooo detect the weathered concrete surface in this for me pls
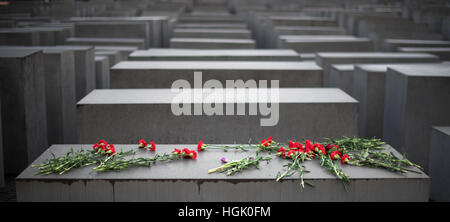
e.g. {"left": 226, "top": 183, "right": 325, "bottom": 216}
{"left": 77, "top": 88, "right": 358, "bottom": 144}
{"left": 269, "top": 16, "right": 337, "bottom": 26}
{"left": 95, "top": 51, "right": 121, "bottom": 67}
{"left": 274, "top": 26, "right": 347, "bottom": 35}
{"left": 94, "top": 56, "right": 110, "bottom": 89}
{"left": 74, "top": 21, "right": 151, "bottom": 48}
{"left": 0, "top": 29, "right": 40, "bottom": 46}
{"left": 128, "top": 49, "right": 301, "bottom": 61}
{"left": 110, "top": 61, "right": 323, "bottom": 88}
{"left": 329, "top": 64, "right": 354, "bottom": 96}
{"left": 315, "top": 52, "right": 441, "bottom": 87}
{"left": 170, "top": 38, "right": 256, "bottom": 49}
{"left": 281, "top": 36, "right": 373, "bottom": 53}
{"left": 429, "top": 126, "right": 450, "bottom": 202}
{"left": 94, "top": 46, "right": 137, "bottom": 61}
{"left": 0, "top": 99, "right": 3, "bottom": 187}
{"left": 16, "top": 144, "right": 429, "bottom": 202}
{"left": 65, "top": 37, "right": 146, "bottom": 49}
{"left": 173, "top": 28, "right": 252, "bottom": 39}
{"left": 56, "top": 46, "right": 95, "bottom": 102}
{"left": 383, "top": 64, "right": 450, "bottom": 173}
{"left": 176, "top": 23, "right": 247, "bottom": 29}
{"left": 383, "top": 39, "right": 450, "bottom": 52}
{"left": 0, "top": 49, "right": 48, "bottom": 174}
{"left": 178, "top": 16, "right": 244, "bottom": 24}
{"left": 368, "top": 31, "right": 443, "bottom": 51}
{"left": 398, "top": 47, "right": 450, "bottom": 61}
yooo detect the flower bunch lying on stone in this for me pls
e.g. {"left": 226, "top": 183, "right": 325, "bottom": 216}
{"left": 93, "top": 139, "right": 116, "bottom": 156}
{"left": 173, "top": 148, "right": 197, "bottom": 159}
{"left": 138, "top": 139, "right": 156, "bottom": 151}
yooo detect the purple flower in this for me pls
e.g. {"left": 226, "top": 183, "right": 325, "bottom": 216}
{"left": 220, "top": 157, "right": 228, "bottom": 163}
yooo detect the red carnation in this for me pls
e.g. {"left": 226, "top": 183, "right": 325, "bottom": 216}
{"left": 286, "top": 150, "right": 296, "bottom": 158}
{"left": 188, "top": 150, "right": 197, "bottom": 159}
{"left": 106, "top": 144, "right": 115, "bottom": 155}
{"left": 325, "top": 144, "right": 337, "bottom": 151}
{"left": 289, "top": 140, "right": 297, "bottom": 149}
{"left": 148, "top": 141, "right": 156, "bottom": 151}
{"left": 93, "top": 139, "right": 108, "bottom": 151}
{"left": 330, "top": 151, "right": 341, "bottom": 160}
{"left": 173, "top": 148, "right": 181, "bottom": 154}
{"left": 341, "top": 154, "right": 350, "bottom": 164}
{"left": 278, "top": 147, "right": 286, "bottom": 158}
{"left": 197, "top": 140, "right": 207, "bottom": 151}
{"left": 138, "top": 139, "right": 147, "bottom": 148}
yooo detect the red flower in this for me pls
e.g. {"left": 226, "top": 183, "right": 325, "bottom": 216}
{"left": 93, "top": 139, "right": 108, "bottom": 151}
{"left": 138, "top": 139, "right": 147, "bottom": 148}
{"left": 325, "top": 144, "right": 338, "bottom": 152}
{"left": 260, "top": 137, "right": 273, "bottom": 148}
{"left": 106, "top": 144, "right": 115, "bottom": 155}
{"left": 278, "top": 147, "right": 286, "bottom": 158}
{"left": 173, "top": 148, "right": 181, "bottom": 154}
{"left": 267, "top": 137, "right": 273, "bottom": 142}
{"left": 288, "top": 140, "right": 297, "bottom": 149}
{"left": 188, "top": 150, "right": 197, "bottom": 159}
{"left": 286, "top": 150, "right": 296, "bottom": 158}
{"left": 341, "top": 154, "right": 350, "bottom": 164}
{"left": 330, "top": 151, "right": 341, "bottom": 160}
{"left": 318, "top": 145, "right": 326, "bottom": 155}
{"left": 197, "top": 140, "right": 207, "bottom": 151}
{"left": 182, "top": 148, "right": 190, "bottom": 154}
{"left": 148, "top": 141, "right": 156, "bottom": 151}
{"left": 297, "top": 143, "right": 304, "bottom": 150}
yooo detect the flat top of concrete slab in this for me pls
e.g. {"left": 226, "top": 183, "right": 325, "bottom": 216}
{"left": 131, "top": 49, "right": 299, "bottom": 57}
{"left": 388, "top": 63, "right": 450, "bottom": 77}
{"left": 355, "top": 63, "right": 444, "bottom": 72}
{"left": 398, "top": 47, "right": 450, "bottom": 52}
{"left": 95, "top": 51, "right": 120, "bottom": 55}
{"left": 280, "top": 35, "right": 361, "bottom": 40}
{"left": 317, "top": 52, "right": 439, "bottom": 59}
{"left": 68, "top": 16, "right": 168, "bottom": 22}
{"left": 67, "top": 37, "right": 145, "bottom": 43}
{"left": 77, "top": 88, "right": 357, "bottom": 105}
{"left": 55, "top": 45, "right": 93, "bottom": 51}
{"left": 16, "top": 144, "right": 427, "bottom": 180}
{"left": 174, "top": 28, "right": 251, "bottom": 33}
{"left": 0, "top": 46, "right": 78, "bottom": 53}
{"left": 433, "top": 126, "right": 450, "bottom": 136}
{"left": 112, "top": 61, "right": 321, "bottom": 70}
{"left": 95, "top": 56, "right": 108, "bottom": 61}
{"left": 73, "top": 21, "right": 149, "bottom": 25}
{"left": 385, "top": 39, "right": 450, "bottom": 44}
{"left": 270, "top": 16, "right": 335, "bottom": 21}
{"left": 275, "top": 26, "right": 345, "bottom": 31}
{"left": 283, "top": 36, "right": 370, "bottom": 43}
{"left": 0, "top": 48, "right": 40, "bottom": 58}
{"left": 176, "top": 23, "right": 247, "bottom": 28}
{"left": 94, "top": 46, "right": 138, "bottom": 52}
{"left": 331, "top": 64, "right": 355, "bottom": 71}
{"left": 170, "top": 38, "right": 255, "bottom": 43}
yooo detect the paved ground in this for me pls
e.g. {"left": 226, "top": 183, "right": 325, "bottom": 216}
{"left": 0, "top": 175, "right": 17, "bottom": 202}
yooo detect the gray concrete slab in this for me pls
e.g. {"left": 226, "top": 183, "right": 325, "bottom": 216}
{"left": 173, "top": 28, "right": 252, "bottom": 39}
{"left": 398, "top": 47, "right": 450, "bottom": 60}
{"left": 128, "top": 49, "right": 301, "bottom": 61}
{"left": 77, "top": 88, "right": 358, "bottom": 144}
{"left": 110, "top": 61, "right": 323, "bottom": 88}
{"left": 40, "top": 49, "right": 77, "bottom": 145}
{"left": 94, "top": 56, "right": 110, "bottom": 89}
{"left": 383, "top": 64, "right": 450, "bottom": 173}
{"left": 55, "top": 46, "right": 96, "bottom": 102}
{"left": 178, "top": 16, "right": 244, "bottom": 24}
{"left": 368, "top": 31, "right": 444, "bottom": 51}
{"left": 170, "top": 38, "right": 256, "bottom": 49}
{"left": 176, "top": 23, "right": 247, "bottom": 29}
{"left": 429, "top": 126, "right": 450, "bottom": 202}
{"left": 274, "top": 26, "right": 347, "bottom": 35}
{"left": 281, "top": 36, "right": 373, "bottom": 53}
{"left": 269, "top": 16, "right": 337, "bottom": 26}
{"left": 443, "top": 16, "right": 450, "bottom": 41}
{"left": 16, "top": 144, "right": 429, "bottom": 201}
{"left": 74, "top": 21, "right": 151, "bottom": 48}
{"left": 94, "top": 46, "right": 137, "bottom": 61}
{"left": 329, "top": 64, "right": 354, "bottom": 96}
{"left": 0, "top": 29, "right": 40, "bottom": 46}
{"left": 383, "top": 39, "right": 450, "bottom": 52}
{"left": 0, "top": 49, "right": 48, "bottom": 174}
{"left": 315, "top": 52, "right": 441, "bottom": 87}
{"left": 95, "top": 51, "right": 121, "bottom": 67}
{"left": 65, "top": 37, "right": 146, "bottom": 49}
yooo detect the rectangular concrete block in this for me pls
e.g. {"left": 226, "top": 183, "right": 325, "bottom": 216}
{"left": 0, "top": 29, "right": 40, "bottom": 46}
{"left": 173, "top": 28, "right": 252, "bottom": 39}
{"left": 41, "top": 49, "right": 77, "bottom": 145}
{"left": 383, "top": 64, "right": 450, "bottom": 172}
{"left": 270, "top": 16, "right": 337, "bottom": 26}
{"left": 128, "top": 49, "right": 301, "bottom": 61}
{"left": 0, "top": 49, "right": 48, "bottom": 174}
{"left": 176, "top": 23, "right": 247, "bottom": 29}
{"left": 65, "top": 37, "right": 146, "bottom": 49}
{"left": 316, "top": 52, "right": 441, "bottom": 87}
{"left": 95, "top": 51, "right": 121, "bottom": 67}
{"left": 329, "top": 64, "right": 355, "bottom": 96}
{"left": 77, "top": 88, "right": 358, "bottom": 144}
{"left": 398, "top": 47, "right": 450, "bottom": 61}
{"left": 170, "top": 38, "right": 256, "bottom": 49}
{"left": 368, "top": 31, "right": 443, "bottom": 51}
{"left": 94, "top": 46, "right": 138, "bottom": 61}
{"left": 94, "top": 56, "right": 110, "bottom": 89}
{"left": 429, "top": 126, "right": 450, "bottom": 202}
{"left": 281, "top": 36, "right": 373, "bottom": 53}
{"left": 16, "top": 144, "right": 429, "bottom": 201}
{"left": 74, "top": 21, "right": 151, "bottom": 48}
{"left": 56, "top": 46, "right": 96, "bottom": 102}
{"left": 0, "top": 99, "right": 3, "bottom": 187}
{"left": 383, "top": 39, "right": 450, "bottom": 52}
{"left": 178, "top": 16, "right": 244, "bottom": 24}
{"left": 110, "top": 61, "right": 323, "bottom": 88}
{"left": 274, "top": 26, "right": 347, "bottom": 35}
